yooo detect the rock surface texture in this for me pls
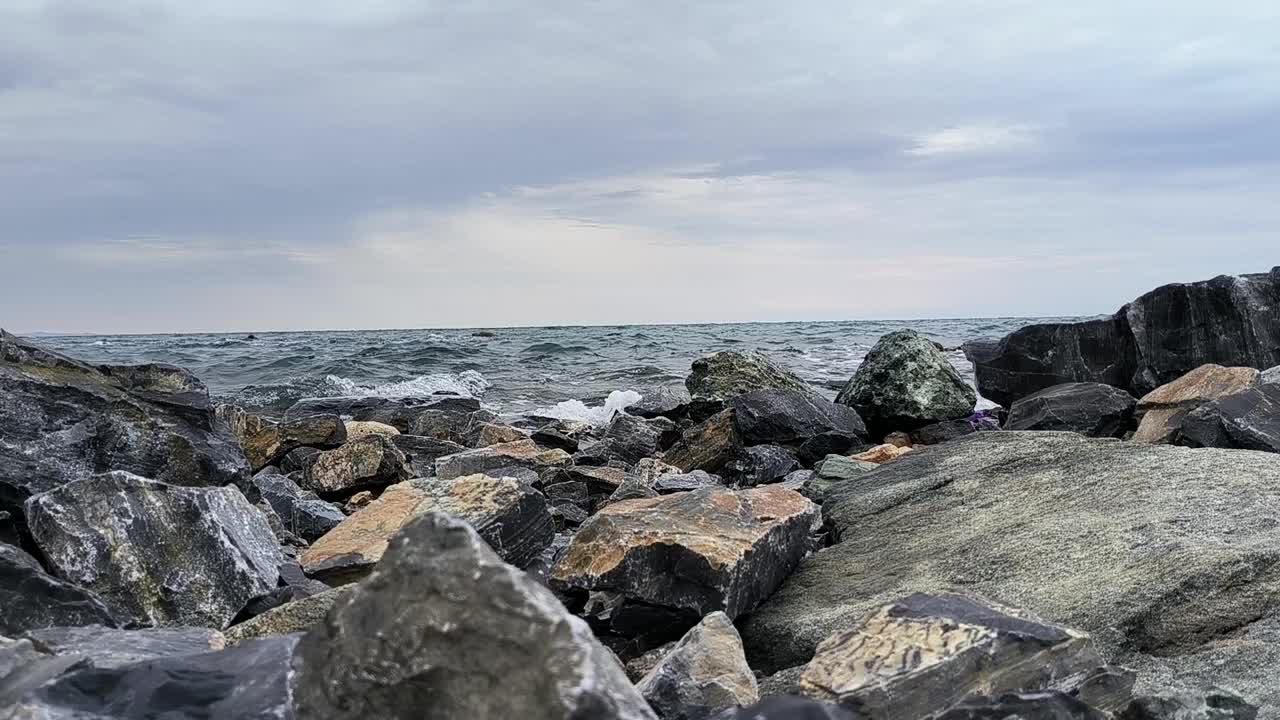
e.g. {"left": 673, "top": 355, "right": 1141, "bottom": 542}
{"left": 216, "top": 404, "right": 346, "bottom": 471}
{"left": 1133, "top": 364, "right": 1261, "bottom": 443}
{"left": 1, "top": 549, "right": 120, "bottom": 636}
{"left": 21, "top": 625, "right": 225, "bottom": 669}
{"left": 636, "top": 611, "right": 759, "bottom": 720}
{"left": 836, "top": 330, "right": 976, "bottom": 437}
{"left": 1004, "top": 382, "right": 1136, "bottom": 437}
{"left": 299, "top": 434, "right": 409, "bottom": 497}
{"left": 686, "top": 350, "right": 817, "bottom": 402}
{"left": 1178, "top": 384, "right": 1280, "bottom": 453}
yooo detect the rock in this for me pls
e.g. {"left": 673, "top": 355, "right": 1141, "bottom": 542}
{"left": 0, "top": 330, "right": 248, "bottom": 529}
{"left": 251, "top": 471, "right": 346, "bottom": 543}
{"left": 287, "top": 394, "right": 481, "bottom": 432}
{"left": 474, "top": 421, "right": 527, "bottom": 446}
{"left": 636, "top": 611, "right": 759, "bottom": 720}
{"left": 25, "top": 471, "right": 281, "bottom": 629}
{"left": 0, "top": 542, "right": 40, "bottom": 572}
{"left": 1263, "top": 366, "right": 1280, "bottom": 387}
{"left": 708, "top": 696, "right": 854, "bottom": 720}
{"left": 216, "top": 405, "right": 345, "bottom": 471}
{"left": 1004, "top": 382, "right": 1137, "bottom": 437}
{"left": 301, "top": 474, "right": 554, "bottom": 584}
{"left": 21, "top": 625, "right": 225, "bottom": 669}
{"left": 604, "top": 414, "right": 665, "bottom": 464}
{"left": 299, "top": 434, "right": 409, "bottom": 497}
{"left": 835, "top": 330, "right": 976, "bottom": 436}
{"left": 2, "top": 634, "right": 297, "bottom": 719}
{"left": 936, "top": 692, "right": 1108, "bottom": 719}
{"left": 1134, "top": 365, "right": 1261, "bottom": 443}
{"left": 343, "top": 490, "right": 373, "bottom": 511}
{"left": 1119, "top": 688, "right": 1259, "bottom": 719}
{"left": 849, "top": 443, "right": 912, "bottom": 464}
{"left": 664, "top": 409, "right": 743, "bottom": 473}
{"left": 882, "top": 431, "right": 912, "bottom": 447}
{"left": 779, "top": 469, "right": 817, "bottom": 495}
{"left": 389, "top": 433, "right": 467, "bottom": 477}
{"left": 553, "top": 485, "right": 819, "bottom": 622}
{"left": 625, "top": 641, "right": 677, "bottom": 682}
{"left": 0, "top": 649, "right": 88, "bottom": 711}
{"left": 797, "top": 593, "right": 1120, "bottom": 717}
{"left": 637, "top": 457, "right": 684, "bottom": 483}
{"left": 653, "top": 470, "right": 724, "bottom": 494}
{"left": 967, "top": 268, "right": 1280, "bottom": 405}
{"left": 631, "top": 386, "right": 694, "bottom": 419}
{"left": 224, "top": 587, "right": 352, "bottom": 645}
{"left": 292, "top": 512, "right": 657, "bottom": 720}
{"left": 343, "top": 419, "right": 400, "bottom": 440}
{"left": 1, "top": 548, "right": 120, "bottom": 636}
{"left": 795, "top": 431, "right": 867, "bottom": 466}
{"left": 724, "top": 444, "right": 799, "bottom": 487}
{"left": 280, "top": 445, "right": 322, "bottom": 474}
{"left": 531, "top": 419, "right": 592, "bottom": 452}
{"left": 802, "top": 456, "right": 877, "bottom": 502}
{"left": 727, "top": 390, "right": 868, "bottom": 449}
{"left": 911, "top": 415, "right": 999, "bottom": 446}
{"left": 1178, "top": 384, "right": 1280, "bottom": 452}
{"left": 687, "top": 350, "right": 817, "bottom": 402}
{"left": 435, "top": 439, "right": 570, "bottom": 480}
{"left": 1, "top": 635, "right": 50, "bottom": 683}
{"left": 738, "top": 431, "right": 1280, "bottom": 711}
{"left": 609, "top": 477, "right": 661, "bottom": 504}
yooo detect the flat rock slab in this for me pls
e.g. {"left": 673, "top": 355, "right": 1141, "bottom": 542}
{"left": 435, "top": 439, "right": 570, "bottom": 480}
{"left": 301, "top": 474, "right": 554, "bottom": 584}
{"left": 25, "top": 471, "right": 281, "bottom": 629}
{"left": 739, "top": 431, "right": 1280, "bottom": 713}
{"left": 292, "top": 512, "right": 656, "bottom": 720}
{"left": 1005, "top": 382, "right": 1136, "bottom": 437}
{"left": 552, "top": 485, "right": 819, "bottom": 621}
{"left": 22, "top": 625, "right": 225, "bottom": 669}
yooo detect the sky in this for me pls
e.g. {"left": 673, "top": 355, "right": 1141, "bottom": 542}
{"left": 3, "top": 1, "right": 1279, "bottom": 334}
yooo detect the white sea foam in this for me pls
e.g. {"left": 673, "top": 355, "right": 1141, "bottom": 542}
{"left": 533, "top": 389, "right": 642, "bottom": 425}
{"left": 323, "top": 370, "right": 492, "bottom": 398}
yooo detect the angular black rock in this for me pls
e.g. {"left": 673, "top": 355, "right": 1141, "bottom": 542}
{"left": 708, "top": 696, "right": 854, "bottom": 720}
{"left": 0, "top": 551, "right": 119, "bottom": 637}
{"left": 630, "top": 386, "right": 694, "bottom": 420}
{"left": 1118, "top": 688, "right": 1258, "bottom": 720}
{"left": 728, "top": 390, "right": 868, "bottom": 449}
{"left": 21, "top": 625, "right": 225, "bottom": 670}
{"left": 286, "top": 394, "right": 480, "bottom": 432}
{"left": 1004, "top": 382, "right": 1137, "bottom": 438}
{"left": 935, "top": 692, "right": 1108, "bottom": 719}
{"left": 1178, "top": 384, "right": 1280, "bottom": 453}
{"left": 603, "top": 414, "right": 666, "bottom": 464}
{"left": 251, "top": 470, "right": 346, "bottom": 543}
{"left": 724, "top": 445, "right": 800, "bottom": 487}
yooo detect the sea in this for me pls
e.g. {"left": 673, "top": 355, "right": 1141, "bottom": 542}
{"left": 33, "top": 318, "right": 1078, "bottom": 422}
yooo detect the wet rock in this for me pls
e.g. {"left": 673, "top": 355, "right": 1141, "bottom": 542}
{"left": 0, "top": 330, "right": 248, "bottom": 528}
{"left": 727, "top": 390, "right": 867, "bottom": 449}
{"left": 216, "top": 404, "right": 346, "bottom": 472}
{"left": 604, "top": 414, "right": 665, "bottom": 463}
{"left": 0, "top": 649, "right": 88, "bottom": 711}
{"left": 288, "top": 395, "right": 481, "bottom": 432}
{"left": 849, "top": 443, "right": 911, "bottom": 464}
{"left": 835, "top": 330, "right": 976, "bottom": 437}
{"left": 388, "top": 433, "right": 466, "bottom": 476}
{"left": 631, "top": 386, "right": 694, "bottom": 420}
{"left": 471, "top": 421, "right": 525, "bottom": 446}
{"left": 1178, "top": 384, "right": 1280, "bottom": 452}
{"left": 435, "top": 438, "right": 571, "bottom": 480}
{"left": 724, "top": 444, "right": 799, "bottom": 487}
{"left": 1, "top": 635, "right": 50, "bottom": 682}
{"left": 552, "top": 485, "right": 819, "bottom": 622}
{"left": 664, "top": 409, "right": 743, "bottom": 473}
{"left": 708, "top": 696, "right": 854, "bottom": 720}
{"left": 301, "top": 474, "right": 553, "bottom": 584}
{"left": 1005, "top": 382, "right": 1137, "bottom": 437}
{"left": 251, "top": 470, "right": 346, "bottom": 543}
{"left": 636, "top": 611, "right": 759, "bottom": 720}
{"left": 0, "top": 541, "right": 40, "bottom": 572}
{"left": 653, "top": 470, "right": 724, "bottom": 494}
{"left": 798, "top": 593, "right": 1118, "bottom": 717}
{"left": 21, "top": 625, "right": 225, "bottom": 670}
{"left": 561, "top": 464, "right": 632, "bottom": 501}
{"left": 224, "top": 587, "right": 352, "bottom": 645}
{"left": 280, "top": 445, "right": 322, "bottom": 474}
{"left": 299, "top": 434, "right": 409, "bottom": 497}
{"left": 292, "top": 512, "right": 657, "bottom": 720}
{"left": 26, "top": 471, "right": 281, "bottom": 629}
{"left": 406, "top": 403, "right": 492, "bottom": 444}
{"left": 1, "top": 548, "right": 120, "bottom": 636}
{"left": 2, "top": 634, "right": 297, "bottom": 719}
{"left": 1118, "top": 688, "right": 1258, "bottom": 720}
{"left": 1134, "top": 364, "right": 1261, "bottom": 443}
{"left": 687, "top": 350, "right": 817, "bottom": 402}
{"left": 739, "top": 432, "right": 1280, "bottom": 709}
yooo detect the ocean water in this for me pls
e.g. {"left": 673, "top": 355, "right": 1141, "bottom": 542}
{"left": 34, "top": 318, "right": 1077, "bottom": 420}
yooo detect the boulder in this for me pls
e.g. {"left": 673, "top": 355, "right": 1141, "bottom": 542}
{"left": 216, "top": 404, "right": 346, "bottom": 471}
{"left": 836, "top": 330, "right": 976, "bottom": 436}
{"left": 1119, "top": 689, "right": 1258, "bottom": 719}
{"left": 552, "top": 485, "right": 819, "bottom": 622}
{"left": 1133, "top": 365, "right": 1260, "bottom": 443}
{"left": 0, "top": 541, "right": 40, "bottom": 572}
{"left": 608, "top": 477, "right": 661, "bottom": 504}
{"left": 653, "top": 471, "right": 724, "bottom": 494}
{"left": 388, "top": 433, "right": 466, "bottom": 476}
{"left": 21, "top": 625, "right": 225, "bottom": 669}
{"left": 435, "top": 439, "right": 571, "bottom": 481}
{"left": 738, "top": 432, "right": 1280, "bottom": 711}
{"left": 299, "top": 434, "right": 409, "bottom": 497}
{"left": 0, "top": 330, "right": 248, "bottom": 529}
{"left": 251, "top": 471, "right": 346, "bottom": 543}
{"left": 966, "top": 268, "right": 1280, "bottom": 405}
{"left": 1, "top": 548, "right": 120, "bottom": 636}
{"left": 2, "top": 635, "right": 297, "bottom": 719}
{"left": 603, "top": 414, "right": 665, "bottom": 464}
{"left": 795, "top": 431, "right": 868, "bottom": 466}
{"left": 727, "top": 390, "right": 868, "bottom": 449}
{"left": 291, "top": 512, "right": 657, "bottom": 720}
{"left": 636, "top": 611, "right": 759, "bottom": 720}
{"left": 798, "top": 593, "right": 1123, "bottom": 717}
{"left": 686, "top": 351, "right": 816, "bottom": 402}
{"left": 631, "top": 386, "right": 694, "bottom": 420}
{"left": 25, "top": 471, "right": 281, "bottom": 629}
{"left": 1004, "top": 382, "right": 1136, "bottom": 437}
{"left": 224, "top": 587, "right": 352, "bottom": 645}
{"left": 1178, "top": 384, "right": 1280, "bottom": 453}
{"left": 724, "top": 445, "right": 799, "bottom": 487}
{"left": 935, "top": 692, "right": 1108, "bottom": 719}
{"left": 531, "top": 419, "right": 593, "bottom": 452}
{"left": 664, "top": 410, "right": 743, "bottom": 473}
{"left": 473, "top": 421, "right": 527, "bottom": 446}
{"left": 911, "top": 415, "right": 1000, "bottom": 446}
{"left": 287, "top": 395, "right": 481, "bottom": 432}
{"left": 301, "top": 474, "right": 553, "bottom": 584}
{"left": 343, "top": 419, "right": 400, "bottom": 440}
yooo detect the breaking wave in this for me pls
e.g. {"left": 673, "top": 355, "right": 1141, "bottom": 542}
{"left": 532, "top": 389, "right": 642, "bottom": 425}
{"left": 323, "top": 370, "right": 492, "bottom": 398}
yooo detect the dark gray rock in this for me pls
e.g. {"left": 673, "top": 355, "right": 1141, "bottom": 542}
{"left": 652, "top": 470, "right": 724, "bottom": 493}
{"left": 631, "top": 386, "right": 694, "bottom": 420}
{"left": 434, "top": 439, "right": 570, "bottom": 481}
{"left": 251, "top": 470, "right": 346, "bottom": 542}
{"left": 687, "top": 351, "right": 817, "bottom": 402}
{"left": 936, "top": 692, "right": 1108, "bottom": 719}
{"left": 0, "top": 650, "right": 88, "bottom": 711}
{"left": 795, "top": 431, "right": 868, "bottom": 466}
{"left": 836, "top": 330, "right": 976, "bottom": 436}
{"left": 287, "top": 394, "right": 480, "bottom": 432}
{"left": 0, "top": 542, "right": 40, "bottom": 572}
{"left": 608, "top": 477, "right": 661, "bottom": 504}
{"left": 22, "top": 625, "right": 225, "bottom": 669}
{"left": 404, "top": 401, "right": 489, "bottom": 443}
{"left": 0, "top": 330, "right": 248, "bottom": 531}
{"left": 725, "top": 444, "right": 799, "bottom": 487}
{"left": 26, "top": 471, "right": 281, "bottom": 629}
{"left": 1263, "top": 366, "right": 1280, "bottom": 387}
{"left": 292, "top": 512, "right": 656, "bottom": 719}
{"left": 531, "top": 418, "right": 593, "bottom": 452}
{"left": 225, "top": 587, "right": 352, "bottom": 645}
{"left": 1178, "top": 385, "right": 1280, "bottom": 453}
{"left": 216, "top": 404, "right": 346, "bottom": 472}
{"left": 1, "top": 550, "right": 119, "bottom": 637}
{"left": 728, "top": 390, "right": 868, "bottom": 449}
{"left": 2, "top": 635, "right": 297, "bottom": 719}
{"left": 1119, "top": 689, "right": 1258, "bottom": 720}
{"left": 280, "top": 445, "right": 321, "bottom": 474}
{"left": 664, "top": 409, "right": 743, "bottom": 473}
{"left": 911, "top": 415, "right": 1001, "bottom": 445}
{"left": 1005, "top": 382, "right": 1137, "bottom": 437}
{"left": 388, "top": 433, "right": 466, "bottom": 476}
{"left": 604, "top": 414, "right": 665, "bottom": 464}
{"left": 708, "top": 697, "right": 854, "bottom": 720}
{"left": 800, "top": 456, "right": 877, "bottom": 502}
{"left": 636, "top": 611, "right": 759, "bottom": 720}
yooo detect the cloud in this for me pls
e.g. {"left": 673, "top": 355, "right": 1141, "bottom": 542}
{"left": 906, "top": 125, "right": 1039, "bottom": 158}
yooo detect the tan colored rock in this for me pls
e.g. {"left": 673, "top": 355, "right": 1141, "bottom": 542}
{"left": 552, "top": 485, "right": 819, "bottom": 620}
{"left": 1134, "top": 364, "right": 1260, "bottom": 443}
{"left": 636, "top": 611, "right": 759, "bottom": 720}
{"left": 216, "top": 405, "right": 346, "bottom": 472}
{"left": 301, "top": 474, "right": 554, "bottom": 584}
{"left": 475, "top": 422, "right": 528, "bottom": 447}
{"left": 224, "top": 587, "right": 353, "bottom": 645}
{"left": 850, "top": 443, "right": 912, "bottom": 464}
{"left": 435, "top": 439, "right": 570, "bottom": 480}
{"left": 882, "top": 431, "right": 913, "bottom": 448}
{"left": 663, "top": 410, "right": 742, "bottom": 473}
{"left": 299, "top": 434, "right": 408, "bottom": 496}
{"left": 636, "top": 458, "right": 683, "bottom": 485}
{"left": 344, "top": 490, "right": 374, "bottom": 512}
{"left": 343, "top": 420, "right": 400, "bottom": 440}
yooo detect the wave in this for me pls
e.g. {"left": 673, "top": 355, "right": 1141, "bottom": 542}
{"left": 531, "top": 389, "right": 641, "bottom": 425}
{"left": 522, "top": 342, "right": 593, "bottom": 354}
{"left": 323, "top": 370, "right": 492, "bottom": 399}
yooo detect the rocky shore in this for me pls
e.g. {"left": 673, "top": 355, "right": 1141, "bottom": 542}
{"left": 3, "top": 267, "right": 1279, "bottom": 719}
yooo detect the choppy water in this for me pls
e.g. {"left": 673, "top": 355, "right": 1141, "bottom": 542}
{"left": 33, "top": 318, "right": 1076, "bottom": 419}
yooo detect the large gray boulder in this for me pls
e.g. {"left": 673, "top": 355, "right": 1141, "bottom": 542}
{"left": 966, "top": 268, "right": 1280, "bottom": 406}
{"left": 0, "top": 330, "right": 248, "bottom": 530}
{"left": 636, "top": 611, "right": 759, "bottom": 720}
{"left": 25, "top": 472, "right": 281, "bottom": 629}
{"left": 1004, "top": 382, "right": 1136, "bottom": 437}
{"left": 686, "top": 351, "right": 816, "bottom": 402}
{"left": 836, "top": 330, "right": 976, "bottom": 437}
{"left": 740, "top": 432, "right": 1280, "bottom": 711}
{"left": 291, "top": 512, "right": 656, "bottom": 719}
{"left": 727, "top": 389, "right": 868, "bottom": 458}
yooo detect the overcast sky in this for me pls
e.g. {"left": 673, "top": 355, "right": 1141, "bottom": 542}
{"left": 3, "top": 1, "right": 1279, "bottom": 333}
